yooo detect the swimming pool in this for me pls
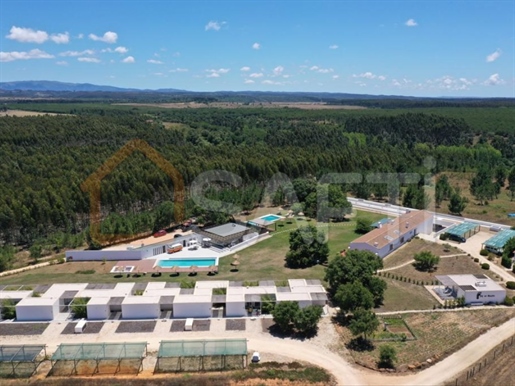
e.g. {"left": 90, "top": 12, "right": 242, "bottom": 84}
{"left": 157, "top": 258, "right": 217, "bottom": 268}
{"left": 260, "top": 214, "right": 282, "bottom": 222}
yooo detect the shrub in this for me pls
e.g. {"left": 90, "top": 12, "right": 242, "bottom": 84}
{"left": 474, "top": 258, "right": 480, "bottom": 263}
{"left": 503, "top": 297, "right": 514, "bottom": 306}
{"left": 75, "top": 269, "right": 95, "bottom": 274}
{"left": 481, "top": 263, "right": 490, "bottom": 270}
{"left": 70, "top": 297, "right": 90, "bottom": 319}
{"left": 501, "top": 257, "right": 512, "bottom": 269}
{"left": 506, "top": 281, "right": 515, "bottom": 290}
{"left": 1, "top": 299, "right": 17, "bottom": 319}
{"left": 439, "top": 233, "right": 449, "bottom": 240}
{"left": 442, "top": 243, "right": 451, "bottom": 252}
{"left": 479, "top": 249, "right": 489, "bottom": 256}
{"left": 378, "top": 345, "right": 397, "bottom": 368}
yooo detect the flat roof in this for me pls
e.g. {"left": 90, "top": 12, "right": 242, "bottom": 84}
{"left": 446, "top": 222, "right": 480, "bottom": 238}
{"left": 203, "top": 223, "right": 249, "bottom": 238}
{"left": 122, "top": 296, "right": 160, "bottom": 305}
{"left": 436, "top": 274, "right": 505, "bottom": 291}
{"left": 17, "top": 297, "right": 57, "bottom": 306}
{"left": 484, "top": 229, "right": 515, "bottom": 249}
{"left": 172, "top": 294, "right": 212, "bottom": 304}
{"left": 351, "top": 210, "right": 433, "bottom": 249}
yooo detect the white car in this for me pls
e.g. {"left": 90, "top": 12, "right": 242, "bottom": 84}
{"left": 251, "top": 351, "right": 260, "bottom": 363}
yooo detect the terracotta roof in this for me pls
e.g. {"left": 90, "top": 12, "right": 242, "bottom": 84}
{"left": 351, "top": 210, "right": 433, "bottom": 250}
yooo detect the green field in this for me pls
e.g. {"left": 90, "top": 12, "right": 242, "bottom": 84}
{"left": 0, "top": 211, "right": 383, "bottom": 286}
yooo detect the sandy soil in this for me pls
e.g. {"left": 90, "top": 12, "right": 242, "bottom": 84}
{"left": 0, "top": 109, "right": 62, "bottom": 117}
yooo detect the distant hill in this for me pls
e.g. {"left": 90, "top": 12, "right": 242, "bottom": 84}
{"left": 0, "top": 80, "right": 183, "bottom": 93}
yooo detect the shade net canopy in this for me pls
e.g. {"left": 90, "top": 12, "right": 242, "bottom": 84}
{"left": 158, "top": 339, "right": 247, "bottom": 358}
{"left": 52, "top": 342, "right": 147, "bottom": 361}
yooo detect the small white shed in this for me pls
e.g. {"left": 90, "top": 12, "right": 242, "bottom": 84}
{"left": 16, "top": 297, "right": 59, "bottom": 321}
{"left": 226, "top": 293, "right": 246, "bottom": 317}
{"left": 121, "top": 296, "right": 160, "bottom": 319}
{"left": 173, "top": 295, "right": 212, "bottom": 318}
{"left": 86, "top": 297, "right": 110, "bottom": 320}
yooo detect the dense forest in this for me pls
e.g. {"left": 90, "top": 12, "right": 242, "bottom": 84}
{"left": 0, "top": 102, "right": 514, "bottom": 256}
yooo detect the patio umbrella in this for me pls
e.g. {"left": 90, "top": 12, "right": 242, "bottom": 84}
{"left": 208, "top": 265, "right": 216, "bottom": 274}
{"left": 189, "top": 265, "right": 198, "bottom": 275}
{"left": 233, "top": 254, "right": 240, "bottom": 260}
{"left": 231, "top": 260, "right": 240, "bottom": 270}
{"left": 171, "top": 265, "right": 178, "bottom": 276}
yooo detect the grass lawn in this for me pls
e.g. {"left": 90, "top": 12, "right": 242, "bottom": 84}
{"left": 435, "top": 172, "right": 515, "bottom": 225}
{"left": 337, "top": 308, "right": 515, "bottom": 371}
{"left": 385, "top": 254, "right": 498, "bottom": 284}
{"left": 376, "top": 278, "right": 439, "bottom": 312}
{"left": 382, "top": 239, "right": 462, "bottom": 270}
{"left": 0, "top": 211, "right": 383, "bottom": 286}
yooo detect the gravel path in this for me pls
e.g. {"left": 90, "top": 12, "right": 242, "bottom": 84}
{"left": 0, "top": 323, "right": 48, "bottom": 335}
{"left": 116, "top": 321, "right": 156, "bottom": 333}
{"left": 61, "top": 322, "right": 104, "bottom": 334}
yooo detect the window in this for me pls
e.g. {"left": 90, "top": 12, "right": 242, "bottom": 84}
{"left": 389, "top": 244, "right": 393, "bottom": 251}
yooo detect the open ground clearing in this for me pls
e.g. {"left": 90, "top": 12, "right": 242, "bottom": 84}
{"left": 0, "top": 109, "right": 63, "bottom": 117}
{"left": 336, "top": 308, "right": 515, "bottom": 371}
{"left": 376, "top": 278, "right": 439, "bottom": 312}
{"left": 436, "top": 172, "right": 515, "bottom": 224}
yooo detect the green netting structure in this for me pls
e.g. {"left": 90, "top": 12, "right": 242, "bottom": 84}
{"left": 51, "top": 342, "right": 147, "bottom": 376}
{"left": 445, "top": 222, "right": 480, "bottom": 241}
{"left": 156, "top": 339, "right": 248, "bottom": 372}
{"left": 0, "top": 345, "right": 46, "bottom": 378}
{"left": 483, "top": 230, "right": 515, "bottom": 253}
{"left": 371, "top": 218, "right": 392, "bottom": 228}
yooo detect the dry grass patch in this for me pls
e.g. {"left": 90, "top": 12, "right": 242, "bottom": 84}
{"left": 376, "top": 278, "right": 438, "bottom": 312}
{"left": 338, "top": 308, "right": 515, "bottom": 371}
{"left": 382, "top": 238, "right": 461, "bottom": 269}
{"left": 0, "top": 109, "right": 63, "bottom": 117}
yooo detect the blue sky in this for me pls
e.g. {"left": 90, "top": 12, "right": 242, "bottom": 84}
{"left": 0, "top": 1, "right": 514, "bottom": 96}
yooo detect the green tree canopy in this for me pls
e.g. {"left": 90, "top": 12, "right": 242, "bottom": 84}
{"left": 379, "top": 345, "right": 397, "bottom": 369}
{"left": 448, "top": 190, "right": 468, "bottom": 215}
{"left": 325, "top": 250, "right": 383, "bottom": 292}
{"left": 348, "top": 308, "right": 379, "bottom": 340}
{"left": 285, "top": 225, "right": 329, "bottom": 268}
{"left": 355, "top": 218, "right": 373, "bottom": 234}
{"left": 413, "top": 251, "right": 440, "bottom": 271}
{"left": 333, "top": 281, "right": 374, "bottom": 313}
{"left": 272, "top": 301, "right": 300, "bottom": 332}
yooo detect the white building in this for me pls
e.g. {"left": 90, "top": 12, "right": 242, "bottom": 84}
{"left": 435, "top": 274, "right": 506, "bottom": 305}
{"left": 349, "top": 210, "right": 434, "bottom": 259}
{"left": 0, "top": 279, "right": 327, "bottom": 321}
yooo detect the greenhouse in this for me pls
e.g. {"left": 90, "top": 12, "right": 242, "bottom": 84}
{"left": 483, "top": 229, "right": 515, "bottom": 254}
{"left": 0, "top": 345, "right": 46, "bottom": 378}
{"left": 444, "top": 222, "right": 480, "bottom": 242}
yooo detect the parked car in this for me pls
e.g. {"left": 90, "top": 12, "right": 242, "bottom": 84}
{"left": 153, "top": 229, "right": 166, "bottom": 238}
{"left": 251, "top": 352, "right": 260, "bottom": 363}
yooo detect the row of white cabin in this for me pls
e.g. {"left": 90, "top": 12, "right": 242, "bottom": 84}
{"left": 0, "top": 279, "right": 327, "bottom": 321}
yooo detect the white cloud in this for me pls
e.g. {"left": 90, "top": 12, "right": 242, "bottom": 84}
{"left": 273, "top": 66, "right": 284, "bottom": 76}
{"left": 283, "top": 75, "right": 290, "bottom": 78}
{"left": 262, "top": 80, "right": 282, "bottom": 85}
{"left": 486, "top": 49, "right": 501, "bottom": 63}
{"left": 353, "top": 71, "right": 376, "bottom": 79}
{"left": 169, "top": 68, "right": 188, "bottom": 72}
{"left": 329, "top": 44, "right": 338, "bottom": 49}
{"left": 78, "top": 57, "right": 100, "bottom": 63}
{"left": 122, "top": 56, "right": 135, "bottom": 63}
{"left": 377, "top": 75, "right": 387, "bottom": 81}
{"left": 332, "top": 75, "right": 339, "bottom": 79}
{"left": 484, "top": 73, "right": 505, "bottom": 85}
{"left": 50, "top": 32, "right": 69, "bottom": 44}
{"left": 89, "top": 31, "right": 118, "bottom": 43}
{"left": 205, "top": 21, "right": 225, "bottom": 31}
{"left": 205, "top": 68, "right": 230, "bottom": 77}
{"left": 310, "top": 65, "right": 333, "bottom": 73}
{"left": 147, "top": 59, "right": 163, "bottom": 64}
{"left": 392, "top": 79, "right": 402, "bottom": 87}
{"left": 77, "top": 33, "right": 84, "bottom": 39}
{"left": 114, "top": 46, "right": 128, "bottom": 54}
{"left": 405, "top": 18, "right": 418, "bottom": 27}
{"left": 252, "top": 42, "right": 261, "bottom": 50}
{"left": 59, "top": 50, "right": 94, "bottom": 57}
{"left": 0, "top": 49, "right": 54, "bottom": 62}
{"left": 244, "top": 79, "right": 255, "bottom": 84}
{"left": 249, "top": 72, "right": 263, "bottom": 78}
{"left": 6, "top": 26, "right": 48, "bottom": 43}
{"left": 240, "top": 66, "right": 251, "bottom": 72}
{"left": 56, "top": 60, "right": 68, "bottom": 66}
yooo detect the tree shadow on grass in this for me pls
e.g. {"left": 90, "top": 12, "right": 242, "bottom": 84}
{"left": 266, "top": 323, "right": 318, "bottom": 341}
{"left": 346, "top": 337, "right": 375, "bottom": 352}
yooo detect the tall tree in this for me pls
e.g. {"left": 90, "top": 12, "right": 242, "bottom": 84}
{"left": 333, "top": 281, "right": 374, "bottom": 314}
{"left": 348, "top": 308, "right": 379, "bottom": 340}
{"left": 414, "top": 251, "right": 440, "bottom": 271}
{"left": 470, "top": 168, "right": 496, "bottom": 205}
{"left": 435, "top": 174, "right": 452, "bottom": 207}
{"left": 285, "top": 225, "right": 329, "bottom": 268}
{"left": 448, "top": 189, "right": 468, "bottom": 215}
{"left": 508, "top": 167, "right": 515, "bottom": 201}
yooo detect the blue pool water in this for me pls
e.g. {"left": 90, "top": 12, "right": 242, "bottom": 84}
{"left": 261, "top": 214, "right": 282, "bottom": 222}
{"left": 157, "top": 258, "right": 216, "bottom": 268}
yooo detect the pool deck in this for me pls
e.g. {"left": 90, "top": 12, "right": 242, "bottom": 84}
{"left": 113, "top": 259, "right": 218, "bottom": 275}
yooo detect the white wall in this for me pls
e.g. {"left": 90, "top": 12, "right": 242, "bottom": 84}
{"left": 16, "top": 301, "right": 59, "bottom": 321}
{"left": 459, "top": 289, "right": 506, "bottom": 305}
{"left": 226, "top": 301, "right": 246, "bottom": 317}
{"left": 66, "top": 250, "right": 144, "bottom": 261}
{"left": 87, "top": 304, "right": 109, "bottom": 320}
{"left": 173, "top": 302, "right": 211, "bottom": 318}
{"left": 122, "top": 302, "right": 160, "bottom": 319}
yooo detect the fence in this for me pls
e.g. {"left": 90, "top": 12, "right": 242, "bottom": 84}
{"left": 446, "top": 335, "right": 514, "bottom": 386}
